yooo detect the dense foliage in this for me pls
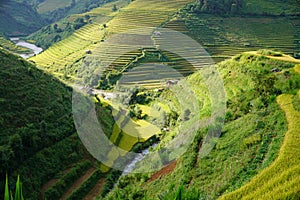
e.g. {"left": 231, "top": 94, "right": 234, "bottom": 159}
{"left": 27, "top": 15, "right": 90, "bottom": 49}
{"left": 0, "top": 48, "right": 90, "bottom": 199}
{"left": 40, "top": 0, "right": 114, "bottom": 23}
{"left": 185, "top": 0, "right": 243, "bottom": 15}
{"left": 185, "top": 0, "right": 300, "bottom": 16}
{"left": 103, "top": 52, "right": 300, "bottom": 199}
{"left": 0, "top": 0, "right": 45, "bottom": 35}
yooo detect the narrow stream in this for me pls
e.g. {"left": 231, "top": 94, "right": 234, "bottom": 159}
{"left": 10, "top": 37, "right": 43, "bottom": 59}
{"left": 122, "top": 143, "right": 158, "bottom": 176}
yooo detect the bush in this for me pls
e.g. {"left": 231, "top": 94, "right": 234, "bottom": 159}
{"left": 44, "top": 161, "right": 92, "bottom": 199}
{"left": 66, "top": 170, "right": 103, "bottom": 200}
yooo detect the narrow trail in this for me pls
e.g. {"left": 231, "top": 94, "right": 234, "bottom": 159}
{"left": 83, "top": 178, "right": 106, "bottom": 200}
{"left": 60, "top": 167, "right": 97, "bottom": 200}
{"left": 149, "top": 160, "right": 177, "bottom": 182}
{"left": 39, "top": 178, "right": 58, "bottom": 200}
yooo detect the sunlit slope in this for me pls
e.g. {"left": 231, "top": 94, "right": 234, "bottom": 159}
{"left": 220, "top": 64, "right": 300, "bottom": 200}
{"left": 28, "top": 0, "right": 129, "bottom": 76}
{"left": 103, "top": 52, "right": 300, "bottom": 199}
{"left": 29, "top": 0, "right": 193, "bottom": 80}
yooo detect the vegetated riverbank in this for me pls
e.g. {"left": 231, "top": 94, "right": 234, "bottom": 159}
{"left": 10, "top": 37, "right": 43, "bottom": 58}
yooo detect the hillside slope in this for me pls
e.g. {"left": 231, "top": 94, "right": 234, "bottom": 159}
{"left": 0, "top": 0, "right": 45, "bottom": 35}
{"left": 0, "top": 48, "right": 103, "bottom": 200}
{"left": 103, "top": 52, "right": 300, "bottom": 199}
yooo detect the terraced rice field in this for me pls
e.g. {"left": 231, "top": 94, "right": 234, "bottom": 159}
{"left": 29, "top": 0, "right": 131, "bottom": 77}
{"left": 108, "top": 103, "right": 160, "bottom": 148}
{"left": 184, "top": 15, "right": 300, "bottom": 62}
{"left": 30, "top": 0, "right": 195, "bottom": 83}
{"left": 37, "top": 0, "right": 72, "bottom": 14}
{"left": 0, "top": 36, "right": 32, "bottom": 54}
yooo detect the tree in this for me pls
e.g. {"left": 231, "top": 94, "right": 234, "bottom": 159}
{"left": 112, "top": 4, "right": 118, "bottom": 12}
{"left": 84, "top": 14, "right": 90, "bottom": 21}
{"left": 53, "top": 23, "right": 58, "bottom": 30}
{"left": 73, "top": 17, "right": 86, "bottom": 30}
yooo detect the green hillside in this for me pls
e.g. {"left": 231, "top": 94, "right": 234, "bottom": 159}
{"left": 103, "top": 52, "right": 300, "bottom": 200}
{"left": 28, "top": 0, "right": 300, "bottom": 81}
{"left": 1, "top": 0, "right": 300, "bottom": 199}
{"left": 184, "top": 0, "right": 300, "bottom": 16}
{"left": 27, "top": 0, "right": 130, "bottom": 49}
{"left": 0, "top": 0, "right": 45, "bottom": 35}
{"left": 38, "top": 0, "right": 116, "bottom": 23}
{"left": 0, "top": 48, "right": 107, "bottom": 200}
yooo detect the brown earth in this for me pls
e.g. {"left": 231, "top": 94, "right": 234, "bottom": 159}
{"left": 60, "top": 167, "right": 97, "bottom": 200}
{"left": 83, "top": 178, "right": 106, "bottom": 200}
{"left": 148, "top": 160, "right": 177, "bottom": 182}
{"left": 39, "top": 178, "right": 59, "bottom": 200}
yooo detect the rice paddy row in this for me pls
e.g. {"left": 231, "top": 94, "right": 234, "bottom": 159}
{"left": 183, "top": 15, "right": 300, "bottom": 62}
{"left": 30, "top": 0, "right": 194, "bottom": 84}
{"left": 28, "top": 0, "right": 131, "bottom": 77}
{"left": 0, "top": 36, "right": 32, "bottom": 54}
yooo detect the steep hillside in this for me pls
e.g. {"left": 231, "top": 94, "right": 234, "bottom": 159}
{"left": 37, "top": 0, "right": 116, "bottom": 23}
{"left": 27, "top": 0, "right": 130, "bottom": 49}
{"left": 28, "top": 0, "right": 300, "bottom": 80}
{"left": 29, "top": 0, "right": 193, "bottom": 80}
{"left": 0, "top": 48, "right": 105, "bottom": 200}
{"left": 1, "top": 0, "right": 300, "bottom": 199}
{"left": 0, "top": 0, "right": 45, "bottom": 35}
{"left": 103, "top": 52, "right": 300, "bottom": 199}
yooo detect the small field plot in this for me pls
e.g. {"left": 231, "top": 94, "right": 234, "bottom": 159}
{"left": 38, "top": 0, "right": 73, "bottom": 14}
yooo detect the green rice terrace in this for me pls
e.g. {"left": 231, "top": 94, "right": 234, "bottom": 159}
{"left": 0, "top": 0, "right": 300, "bottom": 200}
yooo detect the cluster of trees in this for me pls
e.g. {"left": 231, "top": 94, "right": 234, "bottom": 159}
{"left": 43, "top": 161, "right": 92, "bottom": 199}
{"left": 27, "top": 14, "right": 91, "bottom": 49}
{"left": 42, "top": 0, "right": 113, "bottom": 23}
{"left": 186, "top": 0, "right": 243, "bottom": 15}
{"left": 0, "top": 49, "right": 85, "bottom": 199}
{"left": 0, "top": 0, "right": 45, "bottom": 35}
{"left": 73, "top": 16, "right": 90, "bottom": 30}
{"left": 101, "top": 170, "right": 122, "bottom": 197}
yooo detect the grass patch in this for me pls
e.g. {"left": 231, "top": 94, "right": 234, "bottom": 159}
{"left": 220, "top": 93, "right": 300, "bottom": 200}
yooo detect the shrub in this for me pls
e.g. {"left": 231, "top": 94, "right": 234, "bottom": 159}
{"left": 44, "top": 161, "right": 92, "bottom": 199}
{"left": 66, "top": 170, "right": 103, "bottom": 200}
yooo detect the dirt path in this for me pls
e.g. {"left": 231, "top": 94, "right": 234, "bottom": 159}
{"left": 60, "top": 167, "right": 96, "bottom": 200}
{"left": 39, "top": 178, "right": 59, "bottom": 200}
{"left": 149, "top": 160, "right": 177, "bottom": 182}
{"left": 83, "top": 178, "right": 105, "bottom": 200}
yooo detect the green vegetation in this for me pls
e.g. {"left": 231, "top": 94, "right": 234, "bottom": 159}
{"left": 103, "top": 52, "right": 300, "bottom": 199}
{"left": 27, "top": 0, "right": 131, "bottom": 49}
{"left": 4, "top": 174, "right": 24, "bottom": 200}
{"left": 0, "top": 0, "right": 45, "bottom": 35}
{"left": 39, "top": 0, "right": 115, "bottom": 23}
{"left": 66, "top": 170, "right": 104, "bottom": 200}
{"left": 37, "top": 0, "right": 75, "bottom": 14}
{"left": 1, "top": 0, "right": 300, "bottom": 199}
{"left": 221, "top": 92, "right": 300, "bottom": 200}
{"left": 0, "top": 35, "right": 33, "bottom": 54}
{"left": 185, "top": 0, "right": 300, "bottom": 16}
{"left": 0, "top": 48, "right": 102, "bottom": 199}
{"left": 29, "top": 0, "right": 193, "bottom": 80}
{"left": 220, "top": 61, "right": 300, "bottom": 200}
{"left": 43, "top": 160, "right": 92, "bottom": 199}
{"left": 181, "top": 13, "right": 300, "bottom": 62}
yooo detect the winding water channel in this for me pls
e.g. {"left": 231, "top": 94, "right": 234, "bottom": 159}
{"left": 10, "top": 37, "right": 43, "bottom": 58}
